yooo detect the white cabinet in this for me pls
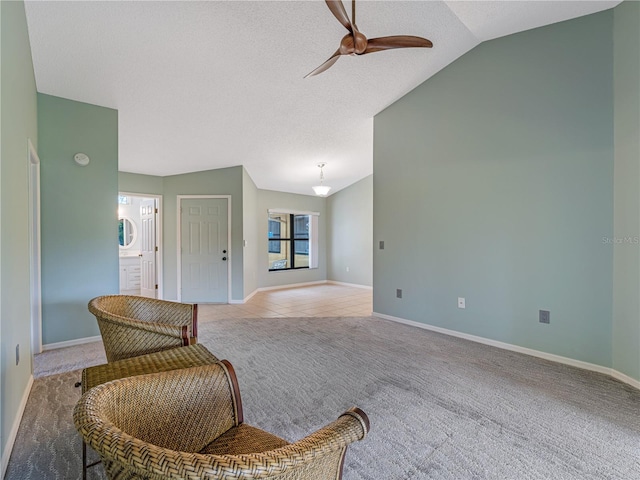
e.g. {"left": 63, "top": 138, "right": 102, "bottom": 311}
{"left": 119, "top": 256, "right": 141, "bottom": 295}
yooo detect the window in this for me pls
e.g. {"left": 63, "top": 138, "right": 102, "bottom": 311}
{"left": 268, "top": 210, "right": 319, "bottom": 271}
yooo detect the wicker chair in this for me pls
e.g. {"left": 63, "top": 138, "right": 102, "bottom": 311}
{"left": 88, "top": 295, "right": 198, "bottom": 362}
{"left": 73, "top": 362, "right": 370, "bottom": 480}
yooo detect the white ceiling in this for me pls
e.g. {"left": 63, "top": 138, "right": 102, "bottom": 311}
{"left": 24, "top": 0, "right": 620, "bottom": 196}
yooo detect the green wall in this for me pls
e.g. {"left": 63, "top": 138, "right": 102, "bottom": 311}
{"left": 119, "top": 171, "right": 163, "bottom": 196}
{"left": 0, "top": 0, "right": 38, "bottom": 468}
{"left": 373, "top": 11, "right": 614, "bottom": 367}
{"left": 613, "top": 1, "right": 640, "bottom": 380}
{"left": 242, "top": 168, "right": 259, "bottom": 299}
{"left": 38, "top": 94, "right": 119, "bottom": 345}
{"left": 327, "top": 175, "right": 373, "bottom": 286}
{"left": 119, "top": 170, "right": 329, "bottom": 300}
{"left": 158, "top": 167, "right": 244, "bottom": 301}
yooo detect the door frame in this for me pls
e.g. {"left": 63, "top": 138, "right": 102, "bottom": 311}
{"left": 177, "top": 195, "right": 232, "bottom": 303}
{"left": 119, "top": 192, "right": 164, "bottom": 299}
{"left": 28, "top": 139, "right": 42, "bottom": 357}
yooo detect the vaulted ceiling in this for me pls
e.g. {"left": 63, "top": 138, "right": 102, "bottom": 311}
{"left": 24, "top": 0, "right": 620, "bottom": 195}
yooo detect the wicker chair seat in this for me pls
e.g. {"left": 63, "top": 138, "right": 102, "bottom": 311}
{"left": 74, "top": 362, "right": 370, "bottom": 480}
{"left": 200, "top": 424, "right": 289, "bottom": 456}
{"left": 88, "top": 295, "right": 199, "bottom": 362}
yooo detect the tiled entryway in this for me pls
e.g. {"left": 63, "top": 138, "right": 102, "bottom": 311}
{"left": 198, "top": 283, "right": 372, "bottom": 321}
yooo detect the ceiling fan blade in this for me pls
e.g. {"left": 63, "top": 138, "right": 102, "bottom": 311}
{"left": 363, "top": 36, "right": 433, "bottom": 54}
{"left": 304, "top": 50, "right": 342, "bottom": 78}
{"left": 325, "top": 0, "right": 352, "bottom": 33}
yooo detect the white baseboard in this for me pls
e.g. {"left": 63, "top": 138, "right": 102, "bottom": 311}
{"left": 610, "top": 369, "right": 640, "bottom": 390}
{"left": 231, "top": 281, "right": 329, "bottom": 304}
{"left": 229, "top": 289, "right": 259, "bottom": 304}
{"left": 245, "top": 289, "right": 259, "bottom": 302}
{"left": 231, "top": 281, "right": 370, "bottom": 304}
{"left": 327, "top": 280, "right": 373, "bottom": 290}
{"left": 374, "top": 312, "right": 639, "bottom": 390}
{"left": 42, "top": 335, "right": 102, "bottom": 351}
{"left": 1, "top": 374, "right": 34, "bottom": 478}
{"left": 257, "top": 280, "right": 327, "bottom": 293}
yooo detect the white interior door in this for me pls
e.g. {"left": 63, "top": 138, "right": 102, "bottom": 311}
{"left": 180, "top": 198, "right": 228, "bottom": 303}
{"left": 140, "top": 199, "right": 157, "bottom": 298}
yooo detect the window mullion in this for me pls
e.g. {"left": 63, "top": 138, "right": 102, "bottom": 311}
{"left": 290, "top": 214, "right": 295, "bottom": 268}
{"left": 268, "top": 212, "right": 312, "bottom": 271}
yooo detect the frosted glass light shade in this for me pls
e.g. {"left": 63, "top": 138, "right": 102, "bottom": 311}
{"left": 312, "top": 185, "right": 331, "bottom": 196}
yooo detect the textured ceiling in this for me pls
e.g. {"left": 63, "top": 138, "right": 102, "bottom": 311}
{"left": 24, "top": 0, "right": 620, "bottom": 196}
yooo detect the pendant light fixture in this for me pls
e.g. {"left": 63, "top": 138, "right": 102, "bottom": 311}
{"left": 312, "top": 163, "right": 331, "bottom": 197}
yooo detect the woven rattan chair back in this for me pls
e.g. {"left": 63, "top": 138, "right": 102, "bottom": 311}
{"left": 88, "top": 295, "right": 198, "bottom": 362}
{"left": 74, "top": 362, "right": 370, "bottom": 480}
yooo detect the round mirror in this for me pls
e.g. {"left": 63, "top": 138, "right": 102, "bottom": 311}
{"left": 118, "top": 217, "right": 137, "bottom": 248}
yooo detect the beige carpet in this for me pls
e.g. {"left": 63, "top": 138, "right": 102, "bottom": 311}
{"left": 6, "top": 315, "right": 640, "bottom": 479}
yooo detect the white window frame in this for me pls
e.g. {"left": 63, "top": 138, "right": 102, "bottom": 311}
{"left": 267, "top": 209, "right": 319, "bottom": 270}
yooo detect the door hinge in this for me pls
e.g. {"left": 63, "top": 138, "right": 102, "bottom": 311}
{"left": 155, "top": 246, "right": 158, "bottom": 252}
{"left": 155, "top": 284, "right": 158, "bottom": 290}
{"left": 155, "top": 208, "right": 158, "bottom": 214}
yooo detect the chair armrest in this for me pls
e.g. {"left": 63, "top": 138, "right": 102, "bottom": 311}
{"left": 76, "top": 405, "right": 369, "bottom": 480}
{"left": 219, "top": 406, "right": 369, "bottom": 475}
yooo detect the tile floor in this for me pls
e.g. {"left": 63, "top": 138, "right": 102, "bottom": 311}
{"left": 198, "top": 283, "right": 372, "bottom": 321}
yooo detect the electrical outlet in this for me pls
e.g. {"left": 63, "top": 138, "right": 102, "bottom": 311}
{"left": 379, "top": 241, "right": 385, "bottom": 250}
{"left": 396, "top": 289, "right": 402, "bottom": 299}
{"left": 458, "top": 297, "right": 465, "bottom": 309}
{"left": 16, "top": 344, "right": 19, "bottom": 366}
{"left": 346, "top": 266, "right": 350, "bottom": 272}
{"left": 539, "top": 310, "right": 550, "bottom": 324}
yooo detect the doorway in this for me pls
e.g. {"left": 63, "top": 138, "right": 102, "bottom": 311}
{"left": 118, "top": 192, "right": 163, "bottom": 299}
{"left": 177, "top": 195, "right": 231, "bottom": 303}
{"left": 29, "top": 140, "right": 42, "bottom": 357}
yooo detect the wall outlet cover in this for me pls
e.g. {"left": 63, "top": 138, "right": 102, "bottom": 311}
{"left": 539, "top": 310, "right": 550, "bottom": 324}
{"left": 458, "top": 297, "right": 465, "bottom": 309}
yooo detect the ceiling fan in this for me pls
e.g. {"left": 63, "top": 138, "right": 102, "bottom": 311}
{"left": 305, "top": 0, "right": 433, "bottom": 78}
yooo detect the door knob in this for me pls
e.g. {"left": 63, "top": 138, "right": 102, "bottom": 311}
{"left": 222, "top": 257, "right": 227, "bottom": 261}
{"left": 223, "top": 249, "right": 227, "bottom": 254}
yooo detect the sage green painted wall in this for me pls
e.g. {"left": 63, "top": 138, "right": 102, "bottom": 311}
{"left": 0, "top": 0, "right": 37, "bottom": 465}
{"left": 242, "top": 168, "right": 259, "bottom": 299}
{"left": 38, "top": 94, "right": 119, "bottom": 345}
{"left": 373, "top": 12, "right": 614, "bottom": 367}
{"left": 257, "top": 190, "right": 326, "bottom": 289}
{"left": 613, "top": 1, "right": 640, "bottom": 380}
{"left": 119, "top": 170, "right": 328, "bottom": 299}
{"left": 327, "top": 175, "right": 373, "bottom": 287}
{"left": 119, "top": 172, "right": 164, "bottom": 196}
{"left": 161, "top": 167, "right": 244, "bottom": 301}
